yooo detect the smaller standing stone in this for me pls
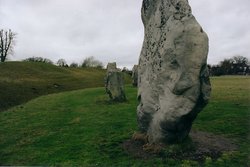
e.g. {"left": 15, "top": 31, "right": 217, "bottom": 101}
{"left": 105, "top": 62, "right": 126, "bottom": 101}
{"left": 132, "top": 65, "right": 138, "bottom": 87}
{"left": 106, "top": 62, "right": 117, "bottom": 72}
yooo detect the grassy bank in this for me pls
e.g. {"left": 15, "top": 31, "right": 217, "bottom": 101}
{"left": 0, "top": 61, "right": 131, "bottom": 112}
{"left": 0, "top": 76, "right": 249, "bottom": 166}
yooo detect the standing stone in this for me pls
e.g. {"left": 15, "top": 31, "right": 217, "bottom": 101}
{"left": 106, "top": 62, "right": 117, "bottom": 72}
{"left": 132, "top": 65, "right": 139, "bottom": 87}
{"left": 137, "top": 0, "right": 211, "bottom": 144}
{"left": 105, "top": 62, "right": 126, "bottom": 101}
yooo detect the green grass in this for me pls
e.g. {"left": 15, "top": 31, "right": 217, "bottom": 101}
{"left": 193, "top": 76, "right": 250, "bottom": 166}
{"left": 194, "top": 76, "right": 250, "bottom": 138}
{"left": 0, "top": 61, "right": 131, "bottom": 112}
{"left": 0, "top": 76, "right": 249, "bottom": 166}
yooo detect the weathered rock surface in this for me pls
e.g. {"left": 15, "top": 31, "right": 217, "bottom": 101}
{"left": 137, "top": 0, "right": 211, "bottom": 144}
{"left": 105, "top": 62, "right": 126, "bottom": 101}
{"left": 132, "top": 65, "right": 139, "bottom": 87}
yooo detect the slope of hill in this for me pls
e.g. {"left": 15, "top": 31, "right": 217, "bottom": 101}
{"left": 0, "top": 61, "right": 112, "bottom": 111}
{"left": 0, "top": 77, "right": 249, "bottom": 166}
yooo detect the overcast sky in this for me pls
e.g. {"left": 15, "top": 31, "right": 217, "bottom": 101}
{"left": 1, "top": 0, "right": 249, "bottom": 68}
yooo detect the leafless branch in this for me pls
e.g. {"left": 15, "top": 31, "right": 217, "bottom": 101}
{"left": 0, "top": 29, "right": 16, "bottom": 62}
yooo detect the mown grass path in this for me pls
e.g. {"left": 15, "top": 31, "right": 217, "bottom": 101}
{"left": 0, "top": 76, "right": 249, "bottom": 166}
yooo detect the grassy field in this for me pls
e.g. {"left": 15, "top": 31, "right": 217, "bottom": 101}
{"left": 0, "top": 76, "right": 249, "bottom": 166}
{"left": 0, "top": 61, "right": 131, "bottom": 112}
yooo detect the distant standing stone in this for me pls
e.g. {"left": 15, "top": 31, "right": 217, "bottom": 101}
{"left": 105, "top": 62, "right": 126, "bottom": 101}
{"left": 137, "top": 0, "right": 211, "bottom": 144}
{"left": 106, "top": 62, "right": 117, "bottom": 73}
{"left": 132, "top": 65, "right": 138, "bottom": 87}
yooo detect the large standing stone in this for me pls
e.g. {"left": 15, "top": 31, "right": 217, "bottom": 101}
{"left": 132, "top": 65, "right": 138, "bottom": 87}
{"left": 137, "top": 0, "right": 211, "bottom": 144}
{"left": 105, "top": 62, "right": 126, "bottom": 101}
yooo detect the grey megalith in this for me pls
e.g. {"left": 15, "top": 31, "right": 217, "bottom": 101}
{"left": 105, "top": 62, "right": 126, "bottom": 102}
{"left": 132, "top": 65, "right": 139, "bottom": 87}
{"left": 137, "top": 0, "right": 211, "bottom": 144}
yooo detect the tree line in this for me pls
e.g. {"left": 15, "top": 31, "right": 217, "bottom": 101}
{"left": 23, "top": 56, "right": 104, "bottom": 69}
{"left": 208, "top": 56, "right": 249, "bottom": 76}
{"left": 1, "top": 29, "right": 249, "bottom": 74}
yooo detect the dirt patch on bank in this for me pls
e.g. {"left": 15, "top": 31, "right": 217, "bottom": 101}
{"left": 122, "top": 130, "right": 238, "bottom": 163}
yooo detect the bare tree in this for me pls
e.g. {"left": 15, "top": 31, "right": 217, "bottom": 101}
{"left": 232, "top": 55, "right": 248, "bottom": 65}
{"left": 57, "top": 58, "right": 67, "bottom": 67}
{"left": 81, "top": 56, "right": 103, "bottom": 68}
{"left": 231, "top": 55, "right": 249, "bottom": 74}
{"left": 70, "top": 62, "right": 78, "bottom": 68}
{"left": 0, "top": 29, "right": 16, "bottom": 62}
